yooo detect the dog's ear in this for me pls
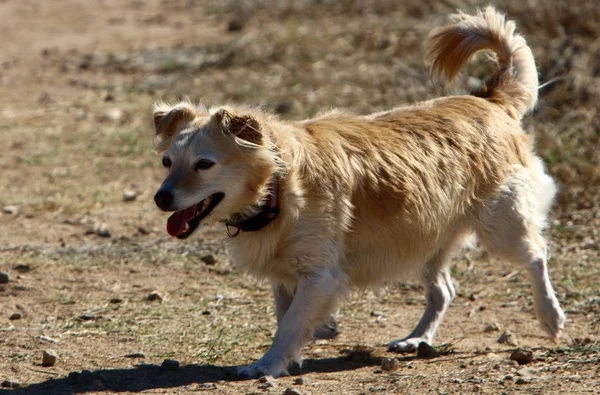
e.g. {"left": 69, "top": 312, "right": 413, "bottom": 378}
{"left": 153, "top": 103, "right": 196, "bottom": 142}
{"left": 214, "top": 109, "right": 262, "bottom": 146}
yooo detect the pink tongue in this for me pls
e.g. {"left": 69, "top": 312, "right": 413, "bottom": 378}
{"left": 166, "top": 206, "right": 197, "bottom": 237}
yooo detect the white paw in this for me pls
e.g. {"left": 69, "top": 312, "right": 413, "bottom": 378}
{"left": 387, "top": 337, "right": 425, "bottom": 353}
{"left": 237, "top": 355, "right": 290, "bottom": 379}
{"left": 537, "top": 302, "right": 566, "bottom": 340}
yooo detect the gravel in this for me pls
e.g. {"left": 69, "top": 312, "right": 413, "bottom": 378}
{"left": 0, "top": 271, "right": 10, "bottom": 283}
{"left": 381, "top": 357, "right": 400, "bottom": 371}
{"left": 146, "top": 291, "right": 163, "bottom": 302}
{"left": 9, "top": 312, "right": 22, "bottom": 320}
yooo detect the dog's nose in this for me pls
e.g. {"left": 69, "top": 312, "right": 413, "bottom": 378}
{"left": 154, "top": 189, "right": 173, "bottom": 211}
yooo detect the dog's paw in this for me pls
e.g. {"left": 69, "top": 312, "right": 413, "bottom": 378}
{"left": 537, "top": 302, "right": 566, "bottom": 341}
{"left": 312, "top": 316, "right": 339, "bottom": 340}
{"left": 386, "top": 337, "right": 423, "bottom": 353}
{"left": 237, "top": 356, "right": 290, "bottom": 379}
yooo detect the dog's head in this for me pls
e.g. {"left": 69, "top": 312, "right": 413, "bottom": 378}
{"left": 152, "top": 102, "right": 278, "bottom": 239}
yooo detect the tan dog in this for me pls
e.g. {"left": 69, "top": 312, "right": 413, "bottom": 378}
{"left": 153, "top": 7, "right": 565, "bottom": 378}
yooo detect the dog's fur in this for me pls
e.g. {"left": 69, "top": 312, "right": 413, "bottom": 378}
{"left": 153, "top": 7, "right": 565, "bottom": 378}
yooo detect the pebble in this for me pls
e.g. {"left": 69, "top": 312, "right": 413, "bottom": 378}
{"left": 274, "top": 101, "right": 293, "bottom": 115}
{"left": 125, "top": 352, "right": 145, "bottom": 358}
{"left": 416, "top": 342, "right": 440, "bottom": 359}
{"left": 227, "top": 18, "right": 245, "bottom": 32}
{"left": 517, "top": 367, "right": 536, "bottom": 377}
{"left": 110, "top": 297, "right": 123, "bottom": 304}
{"left": 370, "top": 311, "right": 385, "bottom": 318}
{"left": 1, "top": 379, "right": 21, "bottom": 388}
{"left": 258, "top": 375, "right": 275, "bottom": 384}
{"left": 42, "top": 349, "right": 58, "bottom": 366}
{"left": 381, "top": 357, "right": 400, "bottom": 371}
{"left": 3, "top": 205, "right": 19, "bottom": 215}
{"left": 515, "top": 377, "right": 531, "bottom": 384}
{"left": 0, "top": 271, "right": 9, "bottom": 283}
{"left": 483, "top": 323, "right": 501, "bottom": 333}
{"left": 9, "top": 312, "right": 22, "bottom": 320}
{"left": 162, "top": 359, "right": 179, "bottom": 371}
{"left": 38, "top": 335, "right": 58, "bottom": 343}
{"left": 146, "top": 291, "right": 163, "bottom": 302}
{"left": 95, "top": 224, "right": 111, "bottom": 238}
{"left": 293, "top": 377, "right": 308, "bottom": 385}
{"left": 123, "top": 190, "right": 138, "bottom": 202}
{"left": 283, "top": 388, "right": 302, "bottom": 395}
{"left": 105, "top": 108, "right": 124, "bottom": 122}
{"left": 511, "top": 349, "right": 534, "bottom": 365}
{"left": 14, "top": 264, "right": 31, "bottom": 273}
{"left": 200, "top": 254, "right": 216, "bottom": 266}
{"left": 497, "top": 331, "right": 519, "bottom": 347}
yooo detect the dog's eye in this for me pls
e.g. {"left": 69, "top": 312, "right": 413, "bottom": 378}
{"left": 162, "top": 157, "right": 172, "bottom": 168}
{"left": 195, "top": 159, "right": 215, "bottom": 170}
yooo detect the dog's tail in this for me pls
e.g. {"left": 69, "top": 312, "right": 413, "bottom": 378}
{"left": 426, "top": 6, "right": 538, "bottom": 119}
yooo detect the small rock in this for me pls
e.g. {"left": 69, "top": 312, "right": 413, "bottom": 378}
{"left": 3, "top": 205, "right": 19, "bottom": 215}
{"left": 38, "top": 336, "right": 58, "bottom": 343}
{"left": 1, "top": 379, "right": 21, "bottom": 388}
{"left": 227, "top": 18, "right": 245, "bottom": 32}
{"left": 451, "top": 378, "right": 463, "bottom": 383}
{"left": 274, "top": 101, "right": 293, "bottom": 115}
{"left": 510, "top": 348, "right": 533, "bottom": 365}
{"left": 283, "top": 388, "right": 302, "bottom": 395}
{"left": 105, "top": 108, "right": 123, "bottom": 122}
{"left": 515, "top": 377, "right": 531, "bottom": 384}
{"left": 102, "top": 91, "right": 114, "bottom": 102}
{"left": 201, "top": 310, "right": 211, "bottom": 315}
{"left": 79, "top": 312, "right": 95, "bottom": 321}
{"left": 381, "top": 357, "right": 400, "bottom": 371}
{"left": 293, "top": 377, "right": 308, "bottom": 385}
{"left": 95, "top": 224, "right": 111, "bottom": 238}
{"left": 110, "top": 297, "right": 123, "bottom": 304}
{"left": 123, "top": 190, "right": 138, "bottom": 202}
{"left": 370, "top": 311, "right": 385, "bottom": 318}
{"left": 200, "top": 254, "right": 216, "bottom": 266}
{"left": 89, "top": 379, "right": 105, "bottom": 391}
{"left": 517, "top": 367, "right": 536, "bottom": 377}
{"left": 497, "top": 331, "right": 519, "bottom": 347}
{"left": 483, "top": 323, "right": 501, "bottom": 333}
{"left": 162, "top": 359, "right": 179, "bottom": 371}
{"left": 9, "top": 312, "right": 22, "bottom": 320}
{"left": 42, "top": 349, "right": 58, "bottom": 366}
{"left": 416, "top": 342, "right": 440, "bottom": 359}
{"left": 258, "top": 381, "right": 275, "bottom": 390}
{"left": 14, "top": 264, "right": 31, "bottom": 273}
{"left": 0, "top": 271, "right": 9, "bottom": 283}
{"left": 125, "top": 352, "right": 145, "bottom": 358}
{"left": 146, "top": 291, "right": 163, "bottom": 302}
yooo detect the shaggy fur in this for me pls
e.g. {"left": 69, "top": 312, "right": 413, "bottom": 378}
{"left": 153, "top": 7, "right": 565, "bottom": 378}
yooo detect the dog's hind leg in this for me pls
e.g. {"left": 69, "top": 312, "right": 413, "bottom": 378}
{"left": 272, "top": 283, "right": 339, "bottom": 340}
{"left": 387, "top": 250, "right": 456, "bottom": 352}
{"left": 475, "top": 165, "right": 565, "bottom": 339}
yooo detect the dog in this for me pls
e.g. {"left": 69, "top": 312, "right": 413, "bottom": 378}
{"left": 153, "top": 7, "right": 566, "bottom": 378}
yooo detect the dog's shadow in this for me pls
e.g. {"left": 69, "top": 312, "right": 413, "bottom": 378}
{"left": 6, "top": 355, "right": 397, "bottom": 394}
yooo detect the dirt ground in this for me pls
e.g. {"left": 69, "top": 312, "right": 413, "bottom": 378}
{"left": 1, "top": 0, "right": 598, "bottom": 394}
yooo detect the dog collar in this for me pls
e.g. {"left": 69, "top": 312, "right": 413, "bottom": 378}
{"left": 225, "top": 175, "right": 280, "bottom": 237}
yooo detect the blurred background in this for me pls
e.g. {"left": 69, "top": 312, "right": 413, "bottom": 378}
{"left": 0, "top": 0, "right": 598, "bottom": 393}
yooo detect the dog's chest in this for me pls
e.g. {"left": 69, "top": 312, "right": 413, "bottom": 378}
{"left": 227, "top": 234, "right": 299, "bottom": 284}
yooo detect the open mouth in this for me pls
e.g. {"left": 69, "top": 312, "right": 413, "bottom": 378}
{"left": 166, "top": 193, "right": 224, "bottom": 239}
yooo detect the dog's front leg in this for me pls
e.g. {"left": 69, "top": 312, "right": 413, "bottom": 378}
{"left": 239, "top": 264, "right": 346, "bottom": 378}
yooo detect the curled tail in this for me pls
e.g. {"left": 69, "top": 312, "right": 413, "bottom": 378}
{"left": 426, "top": 6, "right": 538, "bottom": 119}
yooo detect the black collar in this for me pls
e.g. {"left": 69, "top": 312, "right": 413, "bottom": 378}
{"left": 225, "top": 175, "right": 280, "bottom": 237}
